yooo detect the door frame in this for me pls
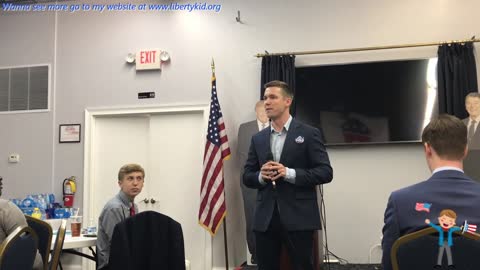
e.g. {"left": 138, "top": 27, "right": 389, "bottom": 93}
{"left": 83, "top": 104, "right": 211, "bottom": 270}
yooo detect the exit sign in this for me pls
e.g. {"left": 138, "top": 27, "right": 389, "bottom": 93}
{"left": 136, "top": 49, "right": 161, "bottom": 70}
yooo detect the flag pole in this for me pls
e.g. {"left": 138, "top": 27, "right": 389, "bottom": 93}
{"left": 211, "top": 58, "right": 230, "bottom": 270}
{"left": 223, "top": 218, "right": 229, "bottom": 270}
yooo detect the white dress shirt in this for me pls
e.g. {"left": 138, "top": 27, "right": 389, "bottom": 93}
{"left": 257, "top": 119, "right": 269, "bottom": 131}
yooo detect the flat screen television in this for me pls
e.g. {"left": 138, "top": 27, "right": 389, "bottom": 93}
{"left": 295, "top": 58, "right": 439, "bottom": 145}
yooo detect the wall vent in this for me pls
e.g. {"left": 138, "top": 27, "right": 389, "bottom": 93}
{"left": 0, "top": 65, "right": 49, "bottom": 112}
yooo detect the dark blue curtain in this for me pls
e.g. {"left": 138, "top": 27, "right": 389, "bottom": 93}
{"left": 260, "top": 55, "right": 296, "bottom": 115}
{"left": 437, "top": 42, "right": 478, "bottom": 119}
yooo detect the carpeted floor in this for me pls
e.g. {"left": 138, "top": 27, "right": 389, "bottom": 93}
{"left": 322, "top": 264, "right": 382, "bottom": 270}
{"left": 237, "top": 264, "right": 382, "bottom": 270}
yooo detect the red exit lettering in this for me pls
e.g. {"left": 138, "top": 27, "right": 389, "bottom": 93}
{"left": 140, "top": 51, "right": 157, "bottom": 64}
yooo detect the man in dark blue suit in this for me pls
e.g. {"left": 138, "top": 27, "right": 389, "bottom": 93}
{"left": 243, "top": 80, "right": 333, "bottom": 270}
{"left": 382, "top": 114, "right": 480, "bottom": 270}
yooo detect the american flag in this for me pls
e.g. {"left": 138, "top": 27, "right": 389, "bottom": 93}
{"left": 415, "top": 202, "right": 431, "bottom": 212}
{"left": 467, "top": 224, "right": 478, "bottom": 233}
{"left": 198, "top": 72, "right": 231, "bottom": 235}
{"left": 466, "top": 222, "right": 478, "bottom": 234}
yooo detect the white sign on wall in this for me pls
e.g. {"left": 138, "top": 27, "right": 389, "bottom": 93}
{"left": 136, "top": 49, "right": 161, "bottom": 70}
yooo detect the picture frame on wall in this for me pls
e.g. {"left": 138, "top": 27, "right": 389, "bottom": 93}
{"left": 59, "top": 124, "right": 81, "bottom": 143}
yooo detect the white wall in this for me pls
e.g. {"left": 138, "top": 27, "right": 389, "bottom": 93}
{"left": 0, "top": 11, "right": 56, "bottom": 197}
{"left": 1, "top": 0, "right": 480, "bottom": 267}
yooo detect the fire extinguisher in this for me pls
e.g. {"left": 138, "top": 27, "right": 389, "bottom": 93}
{"left": 63, "top": 176, "right": 77, "bottom": 207}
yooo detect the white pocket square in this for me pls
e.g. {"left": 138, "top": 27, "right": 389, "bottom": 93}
{"left": 295, "top": 136, "right": 304, "bottom": 144}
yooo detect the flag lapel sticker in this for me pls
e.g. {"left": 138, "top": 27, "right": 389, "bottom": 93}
{"left": 415, "top": 202, "right": 431, "bottom": 212}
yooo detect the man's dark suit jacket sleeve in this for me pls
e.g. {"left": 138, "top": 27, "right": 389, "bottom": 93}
{"left": 382, "top": 194, "right": 400, "bottom": 270}
{"left": 243, "top": 136, "right": 263, "bottom": 189}
{"left": 294, "top": 128, "right": 332, "bottom": 187}
{"left": 243, "top": 127, "right": 332, "bottom": 189}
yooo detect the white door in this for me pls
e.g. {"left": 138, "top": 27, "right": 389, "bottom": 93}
{"left": 92, "top": 115, "right": 150, "bottom": 221}
{"left": 85, "top": 106, "right": 210, "bottom": 270}
{"left": 148, "top": 112, "right": 205, "bottom": 269}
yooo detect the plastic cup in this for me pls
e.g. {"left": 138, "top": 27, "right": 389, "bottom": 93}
{"left": 70, "top": 216, "right": 82, "bottom": 237}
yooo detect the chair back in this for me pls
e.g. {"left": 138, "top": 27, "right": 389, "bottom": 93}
{"left": 0, "top": 225, "right": 39, "bottom": 270}
{"left": 26, "top": 215, "right": 53, "bottom": 270}
{"left": 108, "top": 211, "right": 186, "bottom": 270}
{"left": 391, "top": 226, "right": 480, "bottom": 270}
{"left": 49, "top": 219, "right": 67, "bottom": 270}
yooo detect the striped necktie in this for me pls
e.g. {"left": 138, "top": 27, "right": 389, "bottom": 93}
{"left": 468, "top": 120, "right": 477, "bottom": 140}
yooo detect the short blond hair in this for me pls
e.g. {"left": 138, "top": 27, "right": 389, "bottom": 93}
{"left": 118, "top": 164, "right": 145, "bottom": 181}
